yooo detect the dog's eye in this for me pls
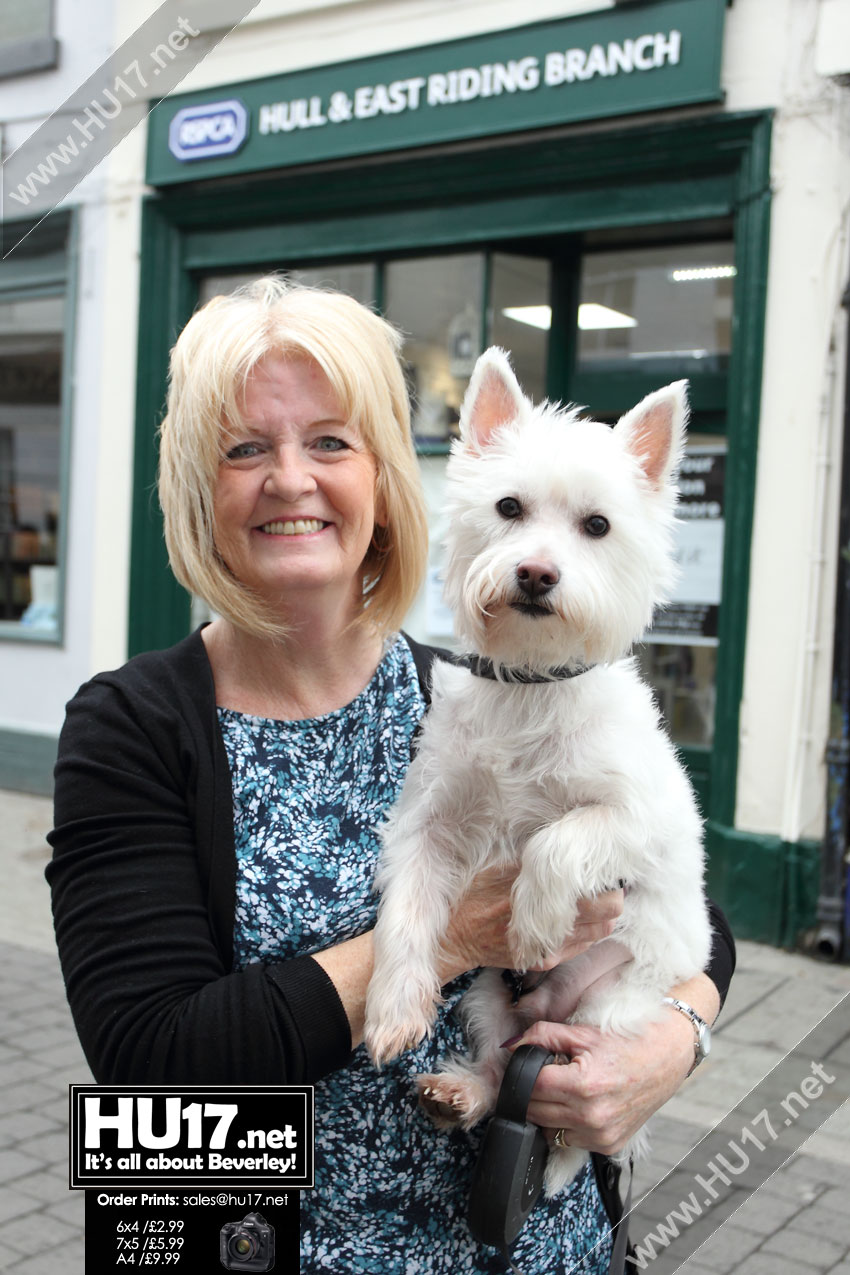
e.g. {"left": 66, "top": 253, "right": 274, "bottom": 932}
{"left": 584, "top": 514, "right": 610, "bottom": 538}
{"left": 496, "top": 497, "right": 523, "bottom": 520}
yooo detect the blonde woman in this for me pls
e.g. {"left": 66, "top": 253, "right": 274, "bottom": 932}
{"left": 48, "top": 279, "right": 733, "bottom": 1273}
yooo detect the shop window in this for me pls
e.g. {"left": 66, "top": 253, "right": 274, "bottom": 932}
{"left": 490, "top": 253, "right": 550, "bottom": 404}
{"left": 636, "top": 440, "right": 725, "bottom": 748}
{"left": 0, "top": 296, "right": 64, "bottom": 633}
{"left": 576, "top": 240, "right": 734, "bottom": 378}
{"left": 384, "top": 239, "right": 732, "bottom": 757}
{"left": 198, "top": 263, "right": 376, "bottom": 307}
{"left": 0, "top": 0, "right": 58, "bottom": 78}
{"left": 574, "top": 240, "right": 734, "bottom": 754}
{"left": 379, "top": 251, "right": 553, "bottom": 639}
{"left": 384, "top": 254, "right": 484, "bottom": 448}
{"left": 381, "top": 251, "right": 552, "bottom": 448}
{"left": 0, "top": 214, "right": 71, "bottom": 641}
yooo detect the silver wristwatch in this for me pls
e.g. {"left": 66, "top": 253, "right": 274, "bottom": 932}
{"left": 663, "top": 997, "right": 711, "bottom": 1074}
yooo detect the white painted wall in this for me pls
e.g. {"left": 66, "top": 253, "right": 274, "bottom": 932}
{"left": 86, "top": 120, "right": 147, "bottom": 680}
{"left": 2, "top": 0, "right": 115, "bottom": 155}
{"left": 722, "top": 0, "right": 850, "bottom": 841}
{"left": 118, "top": 0, "right": 613, "bottom": 84}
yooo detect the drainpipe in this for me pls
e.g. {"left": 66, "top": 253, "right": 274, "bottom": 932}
{"left": 815, "top": 277, "right": 850, "bottom": 961}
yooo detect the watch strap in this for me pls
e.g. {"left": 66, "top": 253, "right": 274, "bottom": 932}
{"left": 663, "top": 996, "right": 709, "bottom": 1075}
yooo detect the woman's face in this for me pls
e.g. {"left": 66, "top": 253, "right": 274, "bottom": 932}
{"left": 213, "top": 354, "right": 383, "bottom": 619}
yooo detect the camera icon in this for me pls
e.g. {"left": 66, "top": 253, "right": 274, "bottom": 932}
{"left": 219, "top": 1212, "right": 275, "bottom": 1271}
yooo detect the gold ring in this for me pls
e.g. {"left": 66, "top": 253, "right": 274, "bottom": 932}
{"left": 553, "top": 1128, "right": 568, "bottom": 1148}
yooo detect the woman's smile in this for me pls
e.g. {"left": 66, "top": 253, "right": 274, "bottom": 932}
{"left": 257, "top": 518, "right": 329, "bottom": 536}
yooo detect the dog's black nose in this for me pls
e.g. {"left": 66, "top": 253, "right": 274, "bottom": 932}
{"left": 516, "top": 560, "right": 560, "bottom": 598}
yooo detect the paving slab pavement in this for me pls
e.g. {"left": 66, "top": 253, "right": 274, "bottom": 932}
{"left": 2, "top": 788, "right": 849, "bottom": 1273}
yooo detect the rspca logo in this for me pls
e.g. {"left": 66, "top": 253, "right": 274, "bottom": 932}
{"left": 168, "top": 100, "right": 249, "bottom": 162}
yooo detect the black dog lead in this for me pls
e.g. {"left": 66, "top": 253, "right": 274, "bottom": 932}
{"left": 468, "top": 1044, "right": 553, "bottom": 1272}
{"left": 468, "top": 1045, "right": 634, "bottom": 1275}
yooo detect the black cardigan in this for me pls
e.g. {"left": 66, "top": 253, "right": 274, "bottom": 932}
{"left": 47, "top": 627, "right": 734, "bottom": 1088}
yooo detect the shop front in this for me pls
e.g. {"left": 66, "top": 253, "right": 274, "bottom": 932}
{"left": 131, "top": 0, "right": 792, "bottom": 941}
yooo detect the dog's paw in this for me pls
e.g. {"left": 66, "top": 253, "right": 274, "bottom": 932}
{"left": 613, "top": 1124, "right": 651, "bottom": 1167}
{"left": 506, "top": 918, "right": 561, "bottom": 973}
{"left": 508, "top": 865, "right": 579, "bottom": 970}
{"left": 365, "top": 1015, "right": 432, "bottom": 1068}
{"left": 365, "top": 973, "right": 442, "bottom": 1067}
{"left": 544, "top": 1144, "right": 590, "bottom": 1195}
{"left": 417, "top": 1073, "right": 491, "bottom": 1130}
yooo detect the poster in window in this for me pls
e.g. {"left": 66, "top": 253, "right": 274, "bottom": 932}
{"left": 649, "top": 446, "right": 725, "bottom": 645}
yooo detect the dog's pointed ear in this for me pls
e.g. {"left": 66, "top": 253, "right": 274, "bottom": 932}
{"left": 615, "top": 380, "right": 689, "bottom": 490}
{"left": 460, "top": 348, "right": 526, "bottom": 453}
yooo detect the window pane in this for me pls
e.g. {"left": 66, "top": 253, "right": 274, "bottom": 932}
{"left": 636, "top": 441, "right": 726, "bottom": 747}
{"left": 577, "top": 241, "right": 735, "bottom": 378}
{"left": 489, "top": 254, "right": 550, "bottom": 402}
{"left": 384, "top": 254, "right": 484, "bottom": 447}
{"left": 199, "top": 272, "right": 266, "bottom": 302}
{"left": 286, "top": 263, "right": 375, "bottom": 304}
{"left": 0, "top": 295, "right": 63, "bottom": 631}
{"left": 0, "top": 0, "right": 51, "bottom": 43}
{"left": 635, "top": 643, "right": 717, "bottom": 748}
{"left": 198, "top": 264, "right": 376, "bottom": 306}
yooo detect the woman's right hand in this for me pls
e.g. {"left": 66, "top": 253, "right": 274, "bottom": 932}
{"left": 437, "top": 868, "right": 623, "bottom": 983}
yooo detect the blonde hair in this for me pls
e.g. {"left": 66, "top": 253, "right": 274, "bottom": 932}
{"left": 158, "top": 276, "right": 429, "bottom": 640}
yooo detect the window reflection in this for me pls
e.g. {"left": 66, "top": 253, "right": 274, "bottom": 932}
{"left": 199, "top": 264, "right": 376, "bottom": 307}
{"left": 490, "top": 253, "right": 550, "bottom": 402}
{"left": 578, "top": 241, "right": 735, "bottom": 377}
{"left": 0, "top": 0, "right": 51, "bottom": 42}
{"left": 636, "top": 643, "right": 717, "bottom": 748}
{"left": 637, "top": 441, "right": 726, "bottom": 748}
{"left": 0, "top": 296, "right": 63, "bottom": 629}
{"left": 384, "top": 255, "right": 484, "bottom": 447}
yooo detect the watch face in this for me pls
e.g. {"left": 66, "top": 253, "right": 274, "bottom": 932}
{"left": 698, "top": 1022, "right": 712, "bottom": 1059}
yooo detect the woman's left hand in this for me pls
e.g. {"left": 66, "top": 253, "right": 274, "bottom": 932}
{"left": 511, "top": 973, "right": 720, "bottom": 1156}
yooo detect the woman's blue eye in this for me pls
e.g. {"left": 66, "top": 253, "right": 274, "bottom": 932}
{"left": 225, "top": 442, "right": 260, "bottom": 460}
{"left": 315, "top": 436, "right": 347, "bottom": 452}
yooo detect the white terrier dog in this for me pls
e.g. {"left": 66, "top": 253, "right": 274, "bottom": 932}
{"left": 364, "top": 348, "right": 711, "bottom": 1191}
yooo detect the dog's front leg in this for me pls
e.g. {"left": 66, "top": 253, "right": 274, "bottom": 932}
{"left": 508, "top": 804, "right": 633, "bottom": 971}
{"left": 364, "top": 816, "right": 461, "bottom": 1067}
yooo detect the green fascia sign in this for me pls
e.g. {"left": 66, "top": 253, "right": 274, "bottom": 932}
{"left": 146, "top": 0, "right": 725, "bottom": 187}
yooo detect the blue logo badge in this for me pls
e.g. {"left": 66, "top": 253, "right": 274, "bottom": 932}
{"left": 168, "top": 100, "right": 249, "bottom": 162}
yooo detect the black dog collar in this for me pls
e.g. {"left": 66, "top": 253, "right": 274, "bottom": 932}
{"left": 455, "top": 655, "right": 594, "bottom": 683}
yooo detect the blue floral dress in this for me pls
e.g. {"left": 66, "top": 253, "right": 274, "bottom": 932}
{"left": 219, "top": 634, "right": 613, "bottom": 1274}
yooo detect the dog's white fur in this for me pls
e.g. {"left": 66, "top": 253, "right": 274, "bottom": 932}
{"left": 364, "top": 348, "right": 711, "bottom": 1193}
